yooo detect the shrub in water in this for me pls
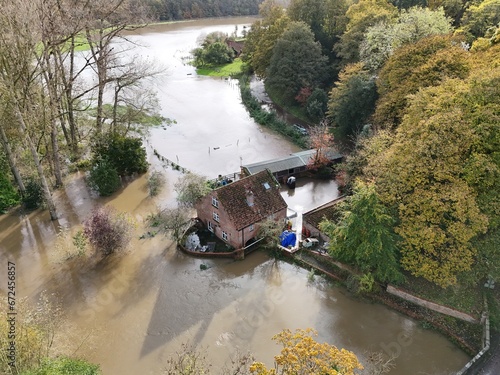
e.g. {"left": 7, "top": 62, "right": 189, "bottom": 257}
{"left": 22, "top": 179, "right": 44, "bottom": 210}
{"left": 88, "top": 160, "right": 121, "bottom": 196}
{"left": 83, "top": 206, "right": 132, "bottom": 256}
{"left": 92, "top": 134, "right": 148, "bottom": 176}
{"left": 0, "top": 173, "right": 20, "bottom": 212}
{"left": 147, "top": 170, "right": 165, "bottom": 197}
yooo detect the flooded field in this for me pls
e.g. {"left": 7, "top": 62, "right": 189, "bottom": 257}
{"left": 0, "top": 17, "right": 470, "bottom": 375}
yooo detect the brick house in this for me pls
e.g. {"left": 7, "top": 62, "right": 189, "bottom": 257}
{"left": 225, "top": 39, "right": 244, "bottom": 56}
{"left": 196, "top": 169, "right": 287, "bottom": 249}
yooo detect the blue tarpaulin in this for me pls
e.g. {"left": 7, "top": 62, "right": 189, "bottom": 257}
{"left": 280, "top": 231, "right": 296, "bottom": 248}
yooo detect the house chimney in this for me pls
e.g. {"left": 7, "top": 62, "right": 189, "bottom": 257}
{"left": 246, "top": 187, "right": 254, "bottom": 207}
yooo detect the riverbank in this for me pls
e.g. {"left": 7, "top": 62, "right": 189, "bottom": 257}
{"left": 195, "top": 58, "right": 244, "bottom": 77}
{"left": 238, "top": 74, "right": 308, "bottom": 148}
{"left": 281, "top": 249, "right": 483, "bottom": 356}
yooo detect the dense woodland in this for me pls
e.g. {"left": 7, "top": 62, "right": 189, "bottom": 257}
{"left": 241, "top": 0, "right": 500, "bottom": 289}
{"left": 0, "top": 0, "right": 498, "bottom": 290}
{"left": 145, "top": 0, "right": 263, "bottom": 20}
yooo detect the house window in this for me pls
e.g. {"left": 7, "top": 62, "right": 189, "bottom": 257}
{"left": 213, "top": 212, "right": 220, "bottom": 222}
{"left": 249, "top": 224, "right": 254, "bottom": 232}
{"left": 222, "top": 231, "right": 228, "bottom": 241}
{"left": 208, "top": 221, "right": 214, "bottom": 232}
{"left": 212, "top": 196, "right": 218, "bottom": 208}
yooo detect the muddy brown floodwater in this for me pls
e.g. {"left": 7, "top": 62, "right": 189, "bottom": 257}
{"left": 0, "top": 17, "right": 470, "bottom": 375}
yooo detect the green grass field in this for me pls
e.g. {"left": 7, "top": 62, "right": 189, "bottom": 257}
{"left": 196, "top": 58, "right": 244, "bottom": 77}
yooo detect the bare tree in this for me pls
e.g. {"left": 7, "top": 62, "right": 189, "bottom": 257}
{"left": 0, "top": 122, "right": 26, "bottom": 195}
{"left": 0, "top": 0, "right": 58, "bottom": 219}
{"left": 0, "top": 0, "right": 161, "bottom": 219}
{"left": 82, "top": 0, "right": 152, "bottom": 134}
{"left": 174, "top": 173, "right": 212, "bottom": 208}
{"left": 109, "top": 58, "right": 164, "bottom": 135}
{"left": 307, "top": 121, "right": 335, "bottom": 172}
{"left": 148, "top": 207, "right": 192, "bottom": 244}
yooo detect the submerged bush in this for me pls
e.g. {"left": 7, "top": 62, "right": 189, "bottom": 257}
{"left": 87, "top": 160, "right": 121, "bottom": 196}
{"left": 92, "top": 134, "right": 148, "bottom": 177}
{"left": 83, "top": 206, "right": 132, "bottom": 256}
{"left": 148, "top": 171, "right": 165, "bottom": 197}
{"left": 0, "top": 173, "right": 20, "bottom": 213}
{"left": 22, "top": 179, "right": 44, "bottom": 210}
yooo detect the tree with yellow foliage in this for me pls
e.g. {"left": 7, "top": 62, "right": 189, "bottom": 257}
{"left": 249, "top": 328, "right": 363, "bottom": 375}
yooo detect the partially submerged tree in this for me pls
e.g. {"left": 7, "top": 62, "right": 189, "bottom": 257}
{"left": 192, "top": 32, "right": 235, "bottom": 67}
{"left": 0, "top": 0, "right": 157, "bottom": 219}
{"left": 164, "top": 343, "right": 253, "bottom": 375}
{"left": 174, "top": 173, "right": 212, "bottom": 208}
{"left": 83, "top": 207, "right": 133, "bottom": 256}
{"left": 148, "top": 207, "right": 192, "bottom": 244}
{"left": 91, "top": 134, "right": 148, "bottom": 177}
{"left": 148, "top": 170, "right": 166, "bottom": 197}
{"left": 249, "top": 328, "right": 363, "bottom": 375}
{"left": 0, "top": 0, "right": 58, "bottom": 219}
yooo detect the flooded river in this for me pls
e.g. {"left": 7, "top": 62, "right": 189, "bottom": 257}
{"left": 0, "top": 17, "right": 469, "bottom": 375}
{"left": 130, "top": 17, "right": 301, "bottom": 178}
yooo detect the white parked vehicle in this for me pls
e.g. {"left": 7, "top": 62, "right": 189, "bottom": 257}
{"left": 293, "top": 124, "right": 308, "bottom": 135}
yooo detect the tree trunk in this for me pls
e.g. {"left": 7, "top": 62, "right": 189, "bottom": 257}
{"left": 0, "top": 124, "right": 26, "bottom": 195}
{"left": 13, "top": 105, "right": 57, "bottom": 220}
{"left": 86, "top": 28, "right": 108, "bottom": 135}
{"left": 51, "top": 120, "right": 63, "bottom": 187}
{"left": 55, "top": 35, "right": 81, "bottom": 158}
{"left": 39, "top": 48, "right": 63, "bottom": 187}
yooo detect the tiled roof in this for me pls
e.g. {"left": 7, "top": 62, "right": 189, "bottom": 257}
{"left": 226, "top": 40, "right": 244, "bottom": 53}
{"left": 215, "top": 169, "right": 287, "bottom": 230}
{"left": 242, "top": 149, "right": 342, "bottom": 175}
{"left": 303, "top": 197, "right": 346, "bottom": 230}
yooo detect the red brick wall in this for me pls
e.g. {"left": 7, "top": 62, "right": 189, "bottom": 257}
{"left": 196, "top": 195, "right": 287, "bottom": 249}
{"left": 196, "top": 193, "right": 241, "bottom": 249}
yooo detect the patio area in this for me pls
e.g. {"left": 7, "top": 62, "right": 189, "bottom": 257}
{"left": 184, "top": 228, "right": 235, "bottom": 254}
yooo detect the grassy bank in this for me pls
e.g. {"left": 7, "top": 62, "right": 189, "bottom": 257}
{"left": 239, "top": 74, "right": 308, "bottom": 149}
{"left": 399, "top": 274, "right": 484, "bottom": 319}
{"left": 196, "top": 58, "right": 244, "bottom": 77}
{"left": 265, "top": 85, "right": 312, "bottom": 125}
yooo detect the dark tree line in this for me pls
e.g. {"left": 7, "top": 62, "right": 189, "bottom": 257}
{"left": 147, "top": 0, "right": 263, "bottom": 21}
